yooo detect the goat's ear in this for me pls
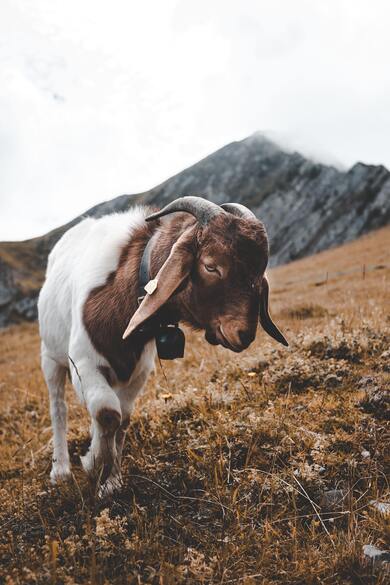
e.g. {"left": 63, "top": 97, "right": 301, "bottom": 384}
{"left": 122, "top": 226, "right": 196, "bottom": 340}
{"left": 259, "top": 275, "right": 288, "bottom": 346}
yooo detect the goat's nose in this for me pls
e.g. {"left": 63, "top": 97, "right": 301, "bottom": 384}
{"left": 238, "top": 330, "right": 253, "bottom": 347}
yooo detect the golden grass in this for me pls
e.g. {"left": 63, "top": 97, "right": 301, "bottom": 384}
{"left": 0, "top": 227, "right": 389, "bottom": 584}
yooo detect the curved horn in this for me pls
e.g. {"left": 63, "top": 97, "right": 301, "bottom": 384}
{"left": 146, "top": 196, "right": 225, "bottom": 226}
{"left": 220, "top": 202, "right": 256, "bottom": 220}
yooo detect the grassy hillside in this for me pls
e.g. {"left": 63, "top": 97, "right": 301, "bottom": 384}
{"left": 0, "top": 227, "right": 389, "bottom": 584}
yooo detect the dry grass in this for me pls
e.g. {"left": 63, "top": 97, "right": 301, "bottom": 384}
{"left": 0, "top": 227, "right": 389, "bottom": 584}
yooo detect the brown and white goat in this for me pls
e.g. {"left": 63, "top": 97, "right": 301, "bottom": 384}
{"left": 38, "top": 196, "right": 287, "bottom": 494}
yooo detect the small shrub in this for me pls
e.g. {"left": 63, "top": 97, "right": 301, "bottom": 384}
{"left": 282, "top": 303, "right": 328, "bottom": 320}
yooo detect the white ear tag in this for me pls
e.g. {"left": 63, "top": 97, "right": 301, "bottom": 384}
{"left": 144, "top": 278, "right": 158, "bottom": 295}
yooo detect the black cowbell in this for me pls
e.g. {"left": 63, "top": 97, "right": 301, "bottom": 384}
{"left": 156, "top": 325, "right": 185, "bottom": 360}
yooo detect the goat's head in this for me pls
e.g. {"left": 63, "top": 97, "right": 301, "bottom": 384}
{"left": 123, "top": 196, "right": 288, "bottom": 352}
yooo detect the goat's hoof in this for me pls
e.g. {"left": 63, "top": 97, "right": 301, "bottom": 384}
{"left": 98, "top": 474, "right": 122, "bottom": 499}
{"left": 50, "top": 464, "right": 71, "bottom": 484}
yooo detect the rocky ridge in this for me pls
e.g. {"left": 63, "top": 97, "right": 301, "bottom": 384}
{"left": 0, "top": 133, "right": 389, "bottom": 326}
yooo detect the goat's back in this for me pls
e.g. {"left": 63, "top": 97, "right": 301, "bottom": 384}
{"left": 38, "top": 207, "right": 148, "bottom": 363}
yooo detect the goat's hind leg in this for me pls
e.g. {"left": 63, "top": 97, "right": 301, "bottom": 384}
{"left": 42, "top": 349, "right": 71, "bottom": 483}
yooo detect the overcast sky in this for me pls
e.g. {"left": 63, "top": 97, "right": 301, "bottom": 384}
{"left": 1, "top": 0, "right": 390, "bottom": 240}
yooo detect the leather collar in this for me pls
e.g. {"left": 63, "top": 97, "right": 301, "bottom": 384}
{"left": 138, "top": 235, "right": 155, "bottom": 305}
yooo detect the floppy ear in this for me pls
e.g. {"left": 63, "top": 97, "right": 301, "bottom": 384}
{"left": 122, "top": 226, "right": 196, "bottom": 339}
{"left": 259, "top": 275, "right": 288, "bottom": 346}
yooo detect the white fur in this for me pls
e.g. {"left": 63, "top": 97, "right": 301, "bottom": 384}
{"left": 38, "top": 207, "right": 156, "bottom": 490}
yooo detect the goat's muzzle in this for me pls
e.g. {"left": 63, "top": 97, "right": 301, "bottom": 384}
{"left": 205, "top": 323, "right": 255, "bottom": 353}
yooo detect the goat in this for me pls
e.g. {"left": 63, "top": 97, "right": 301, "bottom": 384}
{"left": 38, "top": 196, "right": 287, "bottom": 494}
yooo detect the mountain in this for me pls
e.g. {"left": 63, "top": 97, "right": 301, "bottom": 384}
{"left": 0, "top": 133, "right": 389, "bottom": 327}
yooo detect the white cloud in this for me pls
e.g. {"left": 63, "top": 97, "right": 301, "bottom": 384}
{"left": 1, "top": 0, "right": 390, "bottom": 239}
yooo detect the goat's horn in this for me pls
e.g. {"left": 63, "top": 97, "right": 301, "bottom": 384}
{"left": 145, "top": 196, "right": 225, "bottom": 226}
{"left": 220, "top": 202, "right": 256, "bottom": 220}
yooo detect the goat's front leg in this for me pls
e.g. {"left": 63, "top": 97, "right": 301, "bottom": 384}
{"left": 69, "top": 357, "right": 122, "bottom": 490}
{"left": 92, "top": 416, "right": 131, "bottom": 497}
{"left": 82, "top": 409, "right": 121, "bottom": 482}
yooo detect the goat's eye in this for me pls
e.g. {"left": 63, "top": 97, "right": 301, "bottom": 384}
{"left": 205, "top": 264, "right": 217, "bottom": 273}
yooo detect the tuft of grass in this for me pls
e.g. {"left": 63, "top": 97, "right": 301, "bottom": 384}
{"left": 281, "top": 303, "right": 328, "bottom": 320}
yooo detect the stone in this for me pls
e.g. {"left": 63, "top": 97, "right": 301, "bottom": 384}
{"left": 0, "top": 259, "right": 17, "bottom": 308}
{"left": 14, "top": 296, "right": 39, "bottom": 321}
{"left": 357, "top": 376, "right": 375, "bottom": 388}
{"left": 362, "top": 544, "right": 390, "bottom": 572}
{"left": 370, "top": 500, "right": 390, "bottom": 517}
{"left": 321, "top": 489, "right": 346, "bottom": 510}
{"left": 324, "top": 374, "right": 342, "bottom": 387}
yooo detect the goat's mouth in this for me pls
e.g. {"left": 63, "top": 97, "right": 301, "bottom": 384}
{"left": 205, "top": 325, "right": 243, "bottom": 353}
{"left": 205, "top": 329, "right": 219, "bottom": 346}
